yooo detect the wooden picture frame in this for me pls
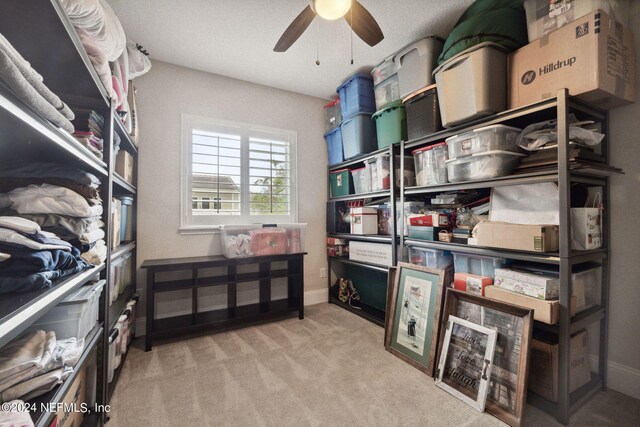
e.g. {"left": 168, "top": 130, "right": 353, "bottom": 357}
{"left": 384, "top": 262, "right": 446, "bottom": 376}
{"left": 439, "top": 289, "right": 534, "bottom": 426}
{"left": 435, "top": 315, "right": 497, "bottom": 412}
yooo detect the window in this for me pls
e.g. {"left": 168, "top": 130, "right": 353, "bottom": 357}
{"left": 181, "top": 114, "right": 297, "bottom": 232}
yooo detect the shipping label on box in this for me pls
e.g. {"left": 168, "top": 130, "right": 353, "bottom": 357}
{"left": 349, "top": 241, "right": 393, "bottom": 266}
{"left": 509, "top": 9, "right": 635, "bottom": 110}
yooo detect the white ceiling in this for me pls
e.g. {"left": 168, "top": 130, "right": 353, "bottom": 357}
{"left": 107, "top": 0, "right": 474, "bottom": 100}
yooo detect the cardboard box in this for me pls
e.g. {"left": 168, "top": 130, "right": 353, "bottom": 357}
{"left": 55, "top": 365, "right": 87, "bottom": 427}
{"left": 485, "top": 285, "right": 576, "bottom": 324}
{"left": 453, "top": 272, "right": 492, "bottom": 296}
{"left": 494, "top": 268, "right": 560, "bottom": 300}
{"left": 408, "top": 213, "right": 449, "bottom": 227}
{"left": 349, "top": 241, "right": 393, "bottom": 266}
{"left": 111, "top": 198, "right": 121, "bottom": 250}
{"left": 509, "top": 9, "right": 635, "bottom": 110}
{"left": 475, "top": 222, "right": 559, "bottom": 252}
{"left": 115, "top": 150, "right": 134, "bottom": 184}
{"left": 528, "top": 330, "right": 591, "bottom": 402}
{"left": 350, "top": 207, "right": 378, "bottom": 235}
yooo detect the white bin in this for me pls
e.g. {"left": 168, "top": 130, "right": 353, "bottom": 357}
{"left": 434, "top": 42, "right": 508, "bottom": 128}
{"left": 446, "top": 125, "right": 522, "bottom": 159}
{"left": 394, "top": 37, "right": 444, "bottom": 99}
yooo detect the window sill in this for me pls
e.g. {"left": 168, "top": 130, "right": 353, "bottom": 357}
{"left": 178, "top": 225, "right": 222, "bottom": 235}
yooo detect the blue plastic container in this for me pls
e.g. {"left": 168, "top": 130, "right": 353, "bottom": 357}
{"left": 325, "top": 127, "right": 344, "bottom": 166}
{"left": 336, "top": 73, "right": 376, "bottom": 118}
{"left": 340, "top": 112, "right": 377, "bottom": 160}
{"left": 117, "top": 195, "right": 133, "bottom": 243}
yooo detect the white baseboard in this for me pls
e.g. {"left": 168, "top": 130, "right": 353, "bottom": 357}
{"left": 589, "top": 355, "right": 640, "bottom": 400}
{"left": 134, "top": 289, "right": 328, "bottom": 337}
{"left": 304, "top": 288, "right": 328, "bottom": 306}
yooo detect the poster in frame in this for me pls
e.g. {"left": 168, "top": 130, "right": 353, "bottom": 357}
{"left": 435, "top": 315, "right": 497, "bottom": 412}
{"left": 440, "top": 289, "right": 534, "bottom": 426}
{"left": 384, "top": 262, "right": 446, "bottom": 376}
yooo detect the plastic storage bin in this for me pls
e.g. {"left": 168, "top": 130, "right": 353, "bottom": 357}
{"left": 324, "top": 98, "right": 342, "bottom": 132}
{"left": 336, "top": 73, "right": 376, "bottom": 117}
{"left": 397, "top": 155, "right": 415, "bottom": 188}
{"left": 413, "top": 142, "right": 448, "bottom": 186}
{"left": 107, "top": 327, "right": 119, "bottom": 383}
{"left": 445, "top": 150, "right": 525, "bottom": 183}
{"left": 403, "top": 84, "right": 441, "bottom": 141}
{"left": 453, "top": 253, "right": 506, "bottom": 278}
{"left": 277, "top": 223, "right": 307, "bottom": 253}
{"left": 524, "top": 0, "right": 628, "bottom": 42}
{"left": 374, "top": 74, "right": 400, "bottom": 110}
{"left": 329, "top": 168, "right": 353, "bottom": 197}
{"left": 372, "top": 101, "right": 407, "bottom": 149}
{"left": 394, "top": 37, "right": 444, "bottom": 99}
{"left": 372, "top": 55, "right": 397, "bottom": 85}
{"left": 125, "top": 299, "right": 137, "bottom": 343}
{"left": 446, "top": 125, "right": 522, "bottom": 159}
{"left": 325, "top": 126, "right": 344, "bottom": 166}
{"left": 340, "top": 112, "right": 377, "bottom": 159}
{"left": 374, "top": 154, "right": 390, "bottom": 191}
{"left": 27, "top": 280, "right": 105, "bottom": 340}
{"left": 572, "top": 265, "right": 601, "bottom": 312}
{"left": 408, "top": 246, "right": 453, "bottom": 268}
{"left": 220, "top": 224, "right": 262, "bottom": 258}
{"left": 113, "top": 314, "right": 126, "bottom": 370}
{"left": 407, "top": 225, "right": 447, "bottom": 241}
{"left": 434, "top": 42, "right": 508, "bottom": 128}
{"left": 249, "top": 227, "right": 287, "bottom": 256}
{"left": 351, "top": 167, "right": 371, "bottom": 194}
{"left": 117, "top": 195, "right": 133, "bottom": 243}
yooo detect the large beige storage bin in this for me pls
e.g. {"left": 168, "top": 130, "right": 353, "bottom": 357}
{"left": 433, "top": 43, "right": 508, "bottom": 128}
{"left": 394, "top": 37, "right": 443, "bottom": 99}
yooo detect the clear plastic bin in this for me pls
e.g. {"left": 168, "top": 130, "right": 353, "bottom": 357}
{"left": 27, "top": 280, "right": 105, "bottom": 340}
{"left": 365, "top": 158, "right": 379, "bottom": 192}
{"left": 277, "top": 223, "right": 307, "bottom": 253}
{"left": 573, "top": 265, "right": 601, "bottom": 313}
{"left": 351, "top": 167, "right": 371, "bottom": 194}
{"left": 397, "top": 155, "right": 415, "bottom": 187}
{"left": 324, "top": 98, "right": 342, "bottom": 132}
{"left": 372, "top": 56, "right": 397, "bottom": 85}
{"left": 446, "top": 124, "right": 522, "bottom": 159}
{"left": 445, "top": 150, "right": 525, "bottom": 183}
{"left": 220, "top": 224, "right": 262, "bottom": 258}
{"left": 408, "top": 246, "right": 453, "bottom": 268}
{"left": 413, "top": 142, "right": 448, "bottom": 186}
{"left": 374, "top": 74, "right": 400, "bottom": 110}
{"left": 375, "top": 154, "right": 391, "bottom": 191}
{"left": 453, "top": 253, "right": 506, "bottom": 278}
{"left": 249, "top": 227, "right": 287, "bottom": 256}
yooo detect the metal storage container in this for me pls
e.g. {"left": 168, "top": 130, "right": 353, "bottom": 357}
{"left": 403, "top": 84, "right": 442, "bottom": 141}
{"left": 433, "top": 42, "right": 508, "bottom": 128}
{"left": 340, "top": 112, "right": 377, "bottom": 159}
{"left": 445, "top": 150, "right": 525, "bottom": 183}
{"left": 394, "top": 37, "right": 444, "bottom": 99}
{"left": 446, "top": 124, "right": 522, "bottom": 159}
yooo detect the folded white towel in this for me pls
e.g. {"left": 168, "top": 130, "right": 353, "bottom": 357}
{"left": 0, "top": 216, "right": 41, "bottom": 234}
{"left": 0, "top": 367, "right": 65, "bottom": 403}
{"left": 0, "top": 227, "right": 71, "bottom": 252}
{"left": 81, "top": 239, "right": 106, "bottom": 265}
{"left": 2, "top": 184, "right": 103, "bottom": 218}
{"left": 80, "top": 227, "right": 105, "bottom": 244}
{"left": 0, "top": 332, "right": 55, "bottom": 393}
{"left": 0, "top": 331, "right": 46, "bottom": 385}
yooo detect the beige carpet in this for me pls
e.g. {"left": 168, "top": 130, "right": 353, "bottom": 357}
{"left": 107, "top": 303, "right": 639, "bottom": 426}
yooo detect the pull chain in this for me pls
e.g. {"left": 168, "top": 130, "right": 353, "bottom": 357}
{"left": 350, "top": 4, "right": 353, "bottom": 65}
{"left": 316, "top": 19, "right": 320, "bottom": 66}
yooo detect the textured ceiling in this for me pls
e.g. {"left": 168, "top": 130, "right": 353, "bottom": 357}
{"left": 107, "top": 0, "right": 474, "bottom": 100}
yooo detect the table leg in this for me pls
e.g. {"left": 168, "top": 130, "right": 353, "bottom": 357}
{"left": 145, "top": 269, "right": 154, "bottom": 351}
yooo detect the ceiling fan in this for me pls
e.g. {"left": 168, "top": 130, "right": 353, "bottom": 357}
{"left": 273, "top": 0, "right": 384, "bottom": 53}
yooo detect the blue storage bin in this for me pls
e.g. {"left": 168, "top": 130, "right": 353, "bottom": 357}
{"left": 341, "top": 112, "right": 377, "bottom": 160}
{"left": 336, "top": 73, "right": 376, "bottom": 118}
{"left": 325, "top": 127, "right": 344, "bottom": 166}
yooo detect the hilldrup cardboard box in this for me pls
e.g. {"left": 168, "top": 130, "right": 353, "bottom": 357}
{"left": 509, "top": 9, "right": 635, "bottom": 110}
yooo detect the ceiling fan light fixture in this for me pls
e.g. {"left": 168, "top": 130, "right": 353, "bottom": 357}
{"left": 314, "top": 0, "right": 351, "bottom": 20}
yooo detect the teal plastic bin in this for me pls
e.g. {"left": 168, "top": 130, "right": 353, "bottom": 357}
{"left": 329, "top": 169, "right": 353, "bottom": 198}
{"left": 407, "top": 225, "right": 447, "bottom": 241}
{"left": 117, "top": 195, "right": 134, "bottom": 243}
{"left": 372, "top": 100, "right": 407, "bottom": 149}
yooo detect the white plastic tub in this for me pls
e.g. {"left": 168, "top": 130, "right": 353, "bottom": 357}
{"left": 372, "top": 55, "right": 397, "bottom": 85}
{"left": 220, "top": 224, "right": 262, "bottom": 258}
{"left": 413, "top": 142, "right": 448, "bottom": 186}
{"left": 374, "top": 74, "right": 400, "bottom": 110}
{"left": 434, "top": 42, "right": 508, "bottom": 128}
{"left": 394, "top": 37, "right": 444, "bottom": 99}
{"left": 351, "top": 167, "right": 371, "bottom": 194}
{"left": 408, "top": 246, "right": 453, "bottom": 268}
{"left": 445, "top": 150, "right": 525, "bottom": 183}
{"left": 446, "top": 124, "right": 522, "bottom": 159}
{"left": 27, "top": 280, "right": 105, "bottom": 340}
{"left": 276, "top": 223, "right": 307, "bottom": 253}
{"left": 107, "top": 327, "right": 119, "bottom": 383}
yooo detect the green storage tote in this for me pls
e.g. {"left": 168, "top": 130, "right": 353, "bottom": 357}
{"left": 329, "top": 169, "right": 353, "bottom": 197}
{"left": 372, "top": 100, "right": 407, "bottom": 149}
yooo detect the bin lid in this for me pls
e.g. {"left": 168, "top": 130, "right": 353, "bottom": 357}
{"left": 411, "top": 142, "right": 446, "bottom": 154}
{"left": 323, "top": 98, "right": 340, "bottom": 109}
{"left": 117, "top": 195, "right": 134, "bottom": 205}
{"left": 61, "top": 280, "right": 105, "bottom": 304}
{"left": 336, "top": 72, "right": 373, "bottom": 93}
{"left": 350, "top": 167, "right": 366, "bottom": 172}
{"left": 372, "top": 100, "right": 404, "bottom": 119}
{"left": 402, "top": 84, "right": 437, "bottom": 104}
{"left": 324, "top": 126, "right": 341, "bottom": 137}
{"left": 432, "top": 41, "right": 509, "bottom": 77}
{"left": 330, "top": 168, "right": 350, "bottom": 174}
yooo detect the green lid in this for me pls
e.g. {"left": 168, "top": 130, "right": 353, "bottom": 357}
{"left": 372, "top": 100, "right": 404, "bottom": 119}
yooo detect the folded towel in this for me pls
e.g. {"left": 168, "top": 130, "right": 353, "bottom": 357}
{"left": 81, "top": 238, "right": 106, "bottom": 265}
{"left": 0, "top": 162, "right": 100, "bottom": 187}
{"left": 0, "top": 331, "right": 46, "bottom": 385}
{"left": 0, "top": 367, "right": 66, "bottom": 403}
{"left": 79, "top": 227, "right": 105, "bottom": 245}
{"left": 0, "top": 216, "right": 40, "bottom": 234}
{"left": 0, "top": 332, "right": 55, "bottom": 393}
{"left": 16, "top": 214, "right": 102, "bottom": 239}
{"left": 1, "top": 184, "right": 103, "bottom": 218}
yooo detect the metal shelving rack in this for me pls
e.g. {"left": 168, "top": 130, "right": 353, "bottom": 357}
{"left": 0, "top": 1, "right": 139, "bottom": 426}
{"left": 399, "top": 89, "right": 613, "bottom": 424}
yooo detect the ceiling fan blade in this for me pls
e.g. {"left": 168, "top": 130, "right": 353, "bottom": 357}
{"left": 344, "top": 0, "right": 384, "bottom": 47}
{"left": 273, "top": 5, "right": 316, "bottom": 52}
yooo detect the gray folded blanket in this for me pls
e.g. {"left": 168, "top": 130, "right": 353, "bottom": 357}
{"left": 0, "top": 33, "right": 74, "bottom": 133}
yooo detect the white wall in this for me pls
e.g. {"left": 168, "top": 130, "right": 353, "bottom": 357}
{"left": 133, "top": 60, "right": 328, "bottom": 319}
{"left": 604, "top": 1, "right": 640, "bottom": 400}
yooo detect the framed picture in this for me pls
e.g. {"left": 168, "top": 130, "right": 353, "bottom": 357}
{"left": 440, "top": 289, "right": 534, "bottom": 426}
{"left": 435, "top": 315, "right": 497, "bottom": 412}
{"left": 384, "top": 262, "right": 446, "bottom": 376}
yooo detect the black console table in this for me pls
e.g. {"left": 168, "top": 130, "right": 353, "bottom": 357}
{"left": 141, "top": 253, "right": 305, "bottom": 351}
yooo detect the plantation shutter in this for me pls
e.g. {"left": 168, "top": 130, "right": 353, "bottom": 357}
{"left": 248, "top": 137, "right": 291, "bottom": 216}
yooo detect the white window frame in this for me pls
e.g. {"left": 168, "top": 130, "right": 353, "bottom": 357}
{"left": 180, "top": 114, "right": 298, "bottom": 234}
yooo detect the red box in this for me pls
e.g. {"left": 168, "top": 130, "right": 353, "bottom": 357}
{"left": 249, "top": 228, "right": 287, "bottom": 255}
{"left": 453, "top": 272, "right": 493, "bottom": 296}
{"left": 409, "top": 213, "right": 449, "bottom": 227}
